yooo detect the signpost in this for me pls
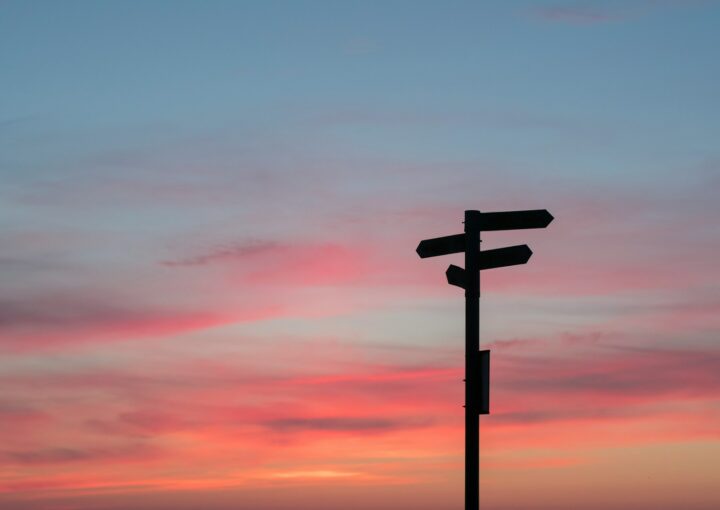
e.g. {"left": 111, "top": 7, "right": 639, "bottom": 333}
{"left": 416, "top": 209, "right": 553, "bottom": 510}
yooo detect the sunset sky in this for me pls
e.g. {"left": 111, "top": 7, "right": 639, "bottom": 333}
{"left": 2, "top": 1, "right": 720, "bottom": 509}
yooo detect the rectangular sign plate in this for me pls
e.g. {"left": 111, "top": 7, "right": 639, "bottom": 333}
{"left": 479, "top": 350, "right": 490, "bottom": 415}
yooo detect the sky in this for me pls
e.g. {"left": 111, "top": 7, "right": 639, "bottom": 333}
{"left": 1, "top": 0, "right": 719, "bottom": 508}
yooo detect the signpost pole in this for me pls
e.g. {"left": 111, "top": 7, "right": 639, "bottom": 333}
{"left": 464, "top": 210, "right": 480, "bottom": 510}
{"left": 415, "top": 207, "right": 553, "bottom": 510}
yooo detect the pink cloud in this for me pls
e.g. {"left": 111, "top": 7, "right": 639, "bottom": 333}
{"left": 1, "top": 444, "right": 162, "bottom": 466}
{"left": 0, "top": 300, "right": 220, "bottom": 334}
{"left": 160, "top": 239, "right": 282, "bottom": 267}
{"left": 1, "top": 331, "right": 719, "bottom": 504}
{"left": 159, "top": 187, "right": 717, "bottom": 301}
{"left": 162, "top": 239, "right": 376, "bottom": 287}
{"left": 0, "top": 295, "right": 278, "bottom": 352}
{"left": 243, "top": 244, "right": 372, "bottom": 286}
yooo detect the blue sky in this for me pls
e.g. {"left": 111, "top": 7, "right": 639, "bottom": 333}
{"left": 5, "top": 1, "right": 718, "bottom": 180}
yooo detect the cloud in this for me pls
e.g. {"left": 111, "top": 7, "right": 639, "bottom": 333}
{"left": 481, "top": 340, "right": 720, "bottom": 442}
{"left": 2, "top": 444, "right": 159, "bottom": 466}
{"left": 0, "top": 402, "right": 50, "bottom": 434}
{"left": 0, "top": 295, "right": 233, "bottom": 351}
{"left": 153, "top": 175, "right": 720, "bottom": 304}
{"left": 162, "top": 239, "right": 375, "bottom": 287}
{"left": 530, "top": 5, "right": 623, "bottom": 24}
{"left": 160, "top": 239, "right": 281, "bottom": 267}
{"left": 1, "top": 331, "right": 719, "bottom": 503}
{"left": 312, "top": 107, "right": 610, "bottom": 142}
{"left": 264, "top": 417, "right": 432, "bottom": 433}
{"left": 528, "top": 0, "right": 714, "bottom": 25}
{"left": 498, "top": 344, "right": 720, "bottom": 400}
{"left": 9, "top": 333, "right": 718, "bottom": 444}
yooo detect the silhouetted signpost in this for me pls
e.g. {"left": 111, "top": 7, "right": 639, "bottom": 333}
{"left": 416, "top": 209, "right": 553, "bottom": 510}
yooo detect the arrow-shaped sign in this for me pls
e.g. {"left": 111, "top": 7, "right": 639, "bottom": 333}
{"left": 416, "top": 210, "right": 552, "bottom": 259}
{"left": 445, "top": 245, "right": 533, "bottom": 289}
{"left": 479, "top": 244, "right": 532, "bottom": 269}
{"left": 416, "top": 233, "right": 465, "bottom": 258}
{"left": 478, "top": 209, "right": 553, "bottom": 231}
{"left": 446, "top": 264, "right": 466, "bottom": 288}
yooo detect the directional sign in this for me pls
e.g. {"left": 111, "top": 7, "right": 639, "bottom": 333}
{"left": 479, "top": 244, "right": 532, "bottom": 269}
{"left": 417, "top": 210, "right": 551, "bottom": 258}
{"left": 444, "top": 245, "right": 532, "bottom": 288}
{"left": 416, "top": 233, "right": 465, "bottom": 258}
{"left": 478, "top": 209, "right": 553, "bottom": 231}
{"left": 446, "top": 264, "right": 466, "bottom": 288}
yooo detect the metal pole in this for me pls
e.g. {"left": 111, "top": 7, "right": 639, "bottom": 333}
{"left": 464, "top": 210, "right": 480, "bottom": 510}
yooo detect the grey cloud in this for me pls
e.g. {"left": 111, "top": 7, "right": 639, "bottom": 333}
{"left": 160, "top": 239, "right": 281, "bottom": 267}
{"left": 2, "top": 444, "right": 157, "bottom": 465}
{"left": 265, "top": 416, "right": 433, "bottom": 432}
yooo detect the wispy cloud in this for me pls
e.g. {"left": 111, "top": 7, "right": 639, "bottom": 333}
{"left": 0, "top": 295, "right": 231, "bottom": 351}
{"left": 162, "top": 239, "right": 376, "bottom": 287}
{"left": 530, "top": 4, "right": 624, "bottom": 24}
{"left": 2, "top": 444, "right": 160, "bottom": 466}
{"left": 264, "top": 416, "right": 433, "bottom": 433}
{"left": 160, "top": 239, "right": 281, "bottom": 267}
{"left": 1, "top": 328, "right": 718, "bottom": 504}
{"left": 529, "top": 0, "right": 715, "bottom": 25}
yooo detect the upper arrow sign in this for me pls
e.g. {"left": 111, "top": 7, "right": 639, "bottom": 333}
{"left": 478, "top": 209, "right": 553, "bottom": 231}
{"left": 416, "top": 210, "right": 552, "bottom": 258}
{"left": 416, "top": 233, "right": 465, "bottom": 258}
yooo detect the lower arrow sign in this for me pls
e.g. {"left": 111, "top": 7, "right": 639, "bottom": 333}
{"left": 445, "top": 245, "right": 533, "bottom": 289}
{"left": 479, "top": 244, "right": 532, "bottom": 270}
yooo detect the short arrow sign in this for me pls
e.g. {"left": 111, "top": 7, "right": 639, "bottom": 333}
{"left": 445, "top": 245, "right": 532, "bottom": 289}
{"left": 479, "top": 209, "right": 553, "bottom": 231}
{"left": 446, "top": 264, "right": 466, "bottom": 288}
{"left": 416, "top": 233, "right": 465, "bottom": 258}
